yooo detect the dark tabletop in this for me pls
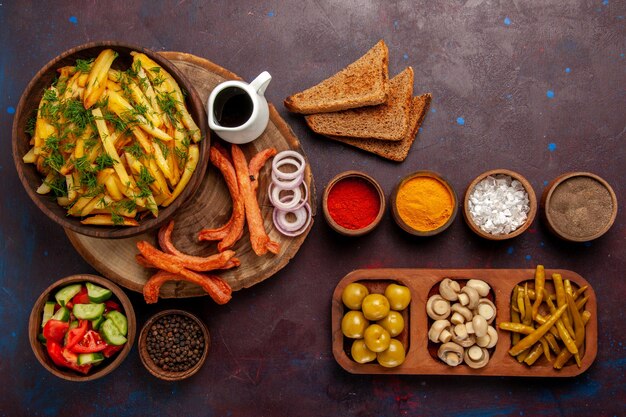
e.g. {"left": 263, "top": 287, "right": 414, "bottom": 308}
{"left": 1, "top": 1, "right": 625, "bottom": 416}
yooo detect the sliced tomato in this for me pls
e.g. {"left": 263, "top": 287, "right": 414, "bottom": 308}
{"left": 71, "top": 330, "right": 108, "bottom": 353}
{"left": 71, "top": 287, "right": 90, "bottom": 305}
{"left": 104, "top": 300, "right": 121, "bottom": 313}
{"left": 46, "top": 341, "right": 68, "bottom": 367}
{"left": 62, "top": 347, "right": 91, "bottom": 374}
{"left": 42, "top": 320, "right": 69, "bottom": 343}
{"left": 102, "top": 344, "right": 124, "bottom": 358}
{"left": 46, "top": 341, "right": 91, "bottom": 374}
{"left": 65, "top": 320, "right": 89, "bottom": 350}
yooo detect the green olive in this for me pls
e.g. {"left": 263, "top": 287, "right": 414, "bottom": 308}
{"left": 376, "top": 310, "right": 405, "bottom": 337}
{"left": 377, "top": 339, "right": 406, "bottom": 368}
{"left": 350, "top": 339, "right": 377, "bottom": 364}
{"left": 341, "top": 310, "right": 368, "bottom": 338}
{"left": 361, "top": 294, "right": 390, "bottom": 321}
{"left": 363, "top": 324, "right": 391, "bottom": 353}
{"left": 341, "top": 283, "right": 370, "bottom": 310}
{"left": 384, "top": 283, "right": 411, "bottom": 311}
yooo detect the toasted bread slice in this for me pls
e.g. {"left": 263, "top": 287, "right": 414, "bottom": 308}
{"left": 325, "top": 94, "right": 432, "bottom": 162}
{"left": 284, "top": 40, "right": 389, "bottom": 114}
{"left": 305, "top": 67, "right": 414, "bottom": 141}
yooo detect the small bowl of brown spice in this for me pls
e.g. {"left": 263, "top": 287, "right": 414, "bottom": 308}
{"left": 139, "top": 310, "right": 210, "bottom": 381}
{"left": 541, "top": 172, "right": 617, "bottom": 242}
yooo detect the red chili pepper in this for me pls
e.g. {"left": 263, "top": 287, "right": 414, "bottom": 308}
{"left": 102, "top": 344, "right": 124, "bottom": 358}
{"left": 71, "top": 287, "right": 90, "bottom": 305}
{"left": 65, "top": 320, "right": 89, "bottom": 350}
{"left": 42, "top": 320, "right": 69, "bottom": 344}
{"left": 71, "top": 330, "right": 108, "bottom": 353}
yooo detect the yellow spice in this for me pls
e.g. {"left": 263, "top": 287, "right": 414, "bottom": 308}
{"left": 396, "top": 177, "right": 453, "bottom": 231}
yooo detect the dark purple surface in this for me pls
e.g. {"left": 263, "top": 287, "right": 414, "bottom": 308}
{"left": 1, "top": 1, "right": 624, "bottom": 416}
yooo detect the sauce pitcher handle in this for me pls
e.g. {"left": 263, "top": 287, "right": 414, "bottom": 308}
{"left": 249, "top": 71, "right": 272, "bottom": 96}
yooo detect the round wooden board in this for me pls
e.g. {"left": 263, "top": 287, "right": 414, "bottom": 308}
{"left": 66, "top": 52, "right": 317, "bottom": 298}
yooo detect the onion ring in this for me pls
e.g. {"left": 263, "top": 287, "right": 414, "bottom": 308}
{"left": 273, "top": 203, "right": 312, "bottom": 237}
{"left": 271, "top": 170, "right": 303, "bottom": 189}
{"left": 269, "top": 181, "right": 308, "bottom": 211}
{"left": 272, "top": 157, "right": 305, "bottom": 181}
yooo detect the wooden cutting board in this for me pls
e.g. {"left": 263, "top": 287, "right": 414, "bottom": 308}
{"left": 332, "top": 269, "right": 597, "bottom": 377}
{"left": 66, "top": 52, "right": 316, "bottom": 298}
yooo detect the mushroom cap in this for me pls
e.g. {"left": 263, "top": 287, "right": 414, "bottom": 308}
{"left": 453, "top": 334, "right": 476, "bottom": 348}
{"left": 464, "top": 346, "right": 490, "bottom": 369}
{"left": 477, "top": 298, "right": 497, "bottom": 323}
{"left": 437, "top": 342, "right": 464, "bottom": 366}
{"left": 450, "top": 303, "right": 473, "bottom": 322}
{"left": 426, "top": 295, "right": 451, "bottom": 320}
{"left": 439, "top": 278, "right": 461, "bottom": 301}
{"left": 472, "top": 315, "right": 489, "bottom": 338}
{"left": 466, "top": 279, "right": 491, "bottom": 297}
{"left": 453, "top": 323, "right": 469, "bottom": 340}
{"left": 428, "top": 319, "right": 451, "bottom": 343}
{"left": 461, "top": 285, "right": 480, "bottom": 310}
{"left": 485, "top": 325, "right": 498, "bottom": 349}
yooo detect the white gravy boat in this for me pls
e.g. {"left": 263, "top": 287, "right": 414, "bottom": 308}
{"left": 207, "top": 71, "right": 272, "bottom": 144}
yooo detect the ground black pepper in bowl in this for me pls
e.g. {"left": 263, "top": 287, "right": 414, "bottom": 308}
{"left": 139, "top": 310, "right": 210, "bottom": 381}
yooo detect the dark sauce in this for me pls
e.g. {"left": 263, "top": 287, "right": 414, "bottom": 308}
{"left": 213, "top": 87, "right": 253, "bottom": 127}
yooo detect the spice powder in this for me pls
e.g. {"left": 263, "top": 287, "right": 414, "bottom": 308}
{"left": 548, "top": 176, "right": 614, "bottom": 239}
{"left": 396, "top": 177, "right": 453, "bottom": 232}
{"left": 327, "top": 177, "right": 380, "bottom": 230}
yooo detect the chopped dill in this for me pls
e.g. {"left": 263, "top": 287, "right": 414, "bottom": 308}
{"left": 124, "top": 142, "right": 144, "bottom": 159}
{"left": 76, "top": 58, "right": 94, "bottom": 73}
{"left": 94, "top": 153, "right": 115, "bottom": 171}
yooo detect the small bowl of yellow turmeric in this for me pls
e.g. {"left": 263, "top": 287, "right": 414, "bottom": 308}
{"left": 390, "top": 171, "right": 458, "bottom": 237}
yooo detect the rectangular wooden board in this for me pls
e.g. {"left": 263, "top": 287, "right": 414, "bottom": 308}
{"left": 331, "top": 269, "right": 597, "bottom": 377}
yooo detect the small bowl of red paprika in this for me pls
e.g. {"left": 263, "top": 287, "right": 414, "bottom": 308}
{"left": 29, "top": 274, "right": 135, "bottom": 381}
{"left": 322, "top": 171, "right": 385, "bottom": 236}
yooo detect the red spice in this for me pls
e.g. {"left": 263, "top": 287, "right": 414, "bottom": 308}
{"left": 327, "top": 177, "right": 380, "bottom": 230}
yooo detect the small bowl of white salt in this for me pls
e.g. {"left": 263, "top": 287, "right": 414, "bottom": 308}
{"left": 463, "top": 169, "right": 537, "bottom": 240}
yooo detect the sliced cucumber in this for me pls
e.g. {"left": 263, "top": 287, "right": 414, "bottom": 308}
{"left": 41, "top": 301, "right": 56, "bottom": 327}
{"left": 92, "top": 315, "right": 106, "bottom": 331}
{"left": 77, "top": 352, "right": 105, "bottom": 366}
{"left": 50, "top": 306, "right": 70, "bottom": 322}
{"left": 101, "top": 319, "right": 127, "bottom": 346}
{"left": 54, "top": 284, "right": 82, "bottom": 307}
{"left": 106, "top": 311, "right": 128, "bottom": 336}
{"left": 86, "top": 282, "right": 112, "bottom": 303}
{"left": 73, "top": 303, "right": 105, "bottom": 320}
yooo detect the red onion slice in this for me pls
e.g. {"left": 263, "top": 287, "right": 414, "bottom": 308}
{"left": 271, "top": 170, "right": 304, "bottom": 189}
{"left": 273, "top": 203, "right": 312, "bottom": 237}
{"left": 268, "top": 181, "right": 308, "bottom": 211}
{"left": 272, "top": 157, "right": 305, "bottom": 181}
{"left": 273, "top": 151, "right": 305, "bottom": 176}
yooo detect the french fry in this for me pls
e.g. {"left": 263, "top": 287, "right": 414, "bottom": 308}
{"left": 36, "top": 172, "right": 55, "bottom": 194}
{"left": 68, "top": 195, "right": 96, "bottom": 217}
{"left": 92, "top": 108, "right": 135, "bottom": 198}
{"left": 65, "top": 174, "right": 77, "bottom": 202}
{"left": 105, "top": 89, "right": 172, "bottom": 141}
{"left": 147, "top": 158, "right": 171, "bottom": 198}
{"left": 105, "top": 175, "right": 124, "bottom": 201}
{"left": 84, "top": 49, "right": 117, "bottom": 109}
{"left": 162, "top": 144, "right": 199, "bottom": 207}
{"left": 80, "top": 193, "right": 105, "bottom": 216}
{"left": 134, "top": 66, "right": 170, "bottom": 129}
{"left": 81, "top": 214, "right": 139, "bottom": 226}
{"left": 131, "top": 52, "right": 200, "bottom": 142}
{"left": 23, "top": 147, "right": 37, "bottom": 163}
{"left": 152, "top": 140, "right": 174, "bottom": 184}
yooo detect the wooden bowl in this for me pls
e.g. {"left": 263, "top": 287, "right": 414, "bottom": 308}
{"left": 390, "top": 171, "right": 458, "bottom": 236}
{"left": 29, "top": 274, "right": 136, "bottom": 381}
{"left": 463, "top": 169, "right": 537, "bottom": 240}
{"left": 322, "top": 171, "right": 385, "bottom": 236}
{"left": 541, "top": 172, "right": 617, "bottom": 242}
{"left": 11, "top": 41, "right": 210, "bottom": 239}
{"left": 138, "top": 309, "right": 210, "bottom": 381}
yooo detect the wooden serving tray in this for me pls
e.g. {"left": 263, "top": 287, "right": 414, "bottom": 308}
{"left": 65, "top": 52, "right": 316, "bottom": 297}
{"left": 332, "top": 269, "right": 597, "bottom": 377}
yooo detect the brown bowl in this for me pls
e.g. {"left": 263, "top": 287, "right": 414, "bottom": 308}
{"left": 29, "top": 274, "right": 136, "bottom": 381}
{"left": 463, "top": 169, "right": 537, "bottom": 240}
{"left": 390, "top": 171, "right": 458, "bottom": 236}
{"left": 139, "top": 309, "right": 210, "bottom": 381}
{"left": 541, "top": 172, "right": 617, "bottom": 242}
{"left": 322, "top": 171, "right": 385, "bottom": 236}
{"left": 11, "top": 41, "right": 209, "bottom": 239}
